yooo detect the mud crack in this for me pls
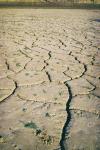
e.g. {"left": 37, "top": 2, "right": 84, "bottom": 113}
{"left": 60, "top": 81, "right": 72, "bottom": 150}
{"left": 0, "top": 79, "right": 18, "bottom": 103}
{"left": 45, "top": 71, "right": 52, "bottom": 82}
{"left": 42, "top": 51, "right": 52, "bottom": 82}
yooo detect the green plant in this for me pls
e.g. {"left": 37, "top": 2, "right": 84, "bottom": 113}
{"left": 24, "top": 121, "right": 37, "bottom": 129}
{"left": 45, "top": 112, "right": 50, "bottom": 117}
{"left": 22, "top": 108, "right": 27, "bottom": 112}
{"left": 36, "top": 129, "right": 42, "bottom": 135}
{"left": 16, "top": 63, "right": 21, "bottom": 67}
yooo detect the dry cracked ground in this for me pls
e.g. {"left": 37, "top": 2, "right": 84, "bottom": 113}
{"left": 0, "top": 9, "right": 100, "bottom": 150}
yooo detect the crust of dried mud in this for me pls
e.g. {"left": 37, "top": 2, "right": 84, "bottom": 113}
{"left": 0, "top": 9, "right": 100, "bottom": 150}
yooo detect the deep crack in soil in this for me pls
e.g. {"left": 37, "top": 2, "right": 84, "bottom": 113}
{"left": 60, "top": 81, "right": 73, "bottom": 150}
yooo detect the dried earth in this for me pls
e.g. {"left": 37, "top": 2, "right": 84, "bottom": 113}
{"left": 0, "top": 9, "right": 100, "bottom": 150}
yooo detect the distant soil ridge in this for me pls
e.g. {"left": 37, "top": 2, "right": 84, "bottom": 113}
{"left": 0, "top": 0, "right": 100, "bottom": 8}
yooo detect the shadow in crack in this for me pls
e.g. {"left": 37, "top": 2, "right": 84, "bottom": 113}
{"left": 93, "top": 19, "right": 100, "bottom": 22}
{"left": 60, "top": 82, "right": 72, "bottom": 150}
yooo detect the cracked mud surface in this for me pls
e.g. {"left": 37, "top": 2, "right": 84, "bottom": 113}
{"left": 0, "top": 9, "right": 100, "bottom": 150}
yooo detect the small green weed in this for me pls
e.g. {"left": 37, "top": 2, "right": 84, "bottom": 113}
{"left": 24, "top": 121, "right": 37, "bottom": 129}
{"left": 16, "top": 63, "right": 21, "bottom": 67}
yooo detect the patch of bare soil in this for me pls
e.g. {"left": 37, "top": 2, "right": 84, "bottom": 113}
{"left": 0, "top": 9, "right": 100, "bottom": 150}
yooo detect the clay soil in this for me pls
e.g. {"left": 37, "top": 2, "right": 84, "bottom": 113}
{"left": 0, "top": 9, "right": 100, "bottom": 150}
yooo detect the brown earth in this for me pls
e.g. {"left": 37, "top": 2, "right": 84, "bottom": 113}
{"left": 0, "top": 9, "right": 100, "bottom": 150}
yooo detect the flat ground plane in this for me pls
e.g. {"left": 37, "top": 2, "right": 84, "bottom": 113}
{"left": 0, "top": 9, "right": 100, "bottom": 150}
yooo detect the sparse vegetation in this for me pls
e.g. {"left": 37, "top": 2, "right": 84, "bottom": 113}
{"left": 54, "top": 97, "right": 58, "bottom": 100}
{"left": 36, "top": 129, "right": 42, "bottom": 135}
{"left": 45, "top": 112, "right": 50, "bottom": 117}
{"left": 22, "top": 108, "right": 27, "bottom": 112}
{"left": 24, "top": 121, "right": 38, "bottom": 129}
{"left": 40, "top": 134, "right": 53, "bottom": 144}
{"left": 33, "top": 93, "right": 37, "bottom": 96}
{"left": 25, "top": 72, "right": 29, "bottom": 76}
{"left": 59, "top": 91, "right": 63, "bottom": 96}
{"left": 16, "top": 63, "right": 21, "bottom": 67}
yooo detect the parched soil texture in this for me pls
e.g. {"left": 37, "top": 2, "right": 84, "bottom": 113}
{"left": 0, "top": 9, "right": 100, "bottom": 150}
